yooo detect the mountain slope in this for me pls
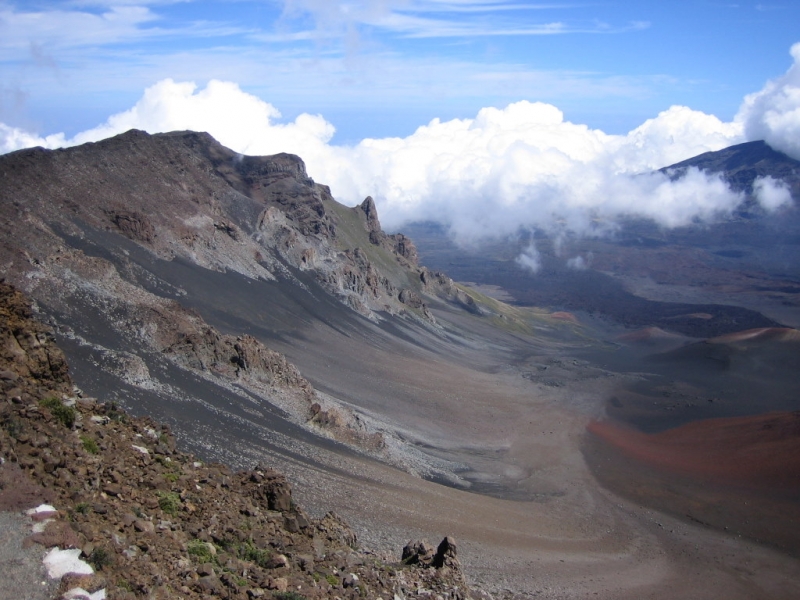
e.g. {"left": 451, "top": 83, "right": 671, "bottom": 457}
{"left": 662, "top": 140, "right": 800, "bottom": 196}
{"left": 0, "top": 280, "right": 478, "bottom": 600}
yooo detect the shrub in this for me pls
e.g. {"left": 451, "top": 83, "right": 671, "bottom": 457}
{"left": 80, "top": 435, "right": 99, "bottom": 454}
{"left": 274, "top": 593, "right": 306, "bottom": 600}
{"left": 157, "top": 491, "right": 181, "bottom": 516}
{"left": 2, "top": 417, "right": 22, "bottom": 438}
{"left": 237, "top": 541, "right": 272, "bottom": 568}
{"left": 88, "top": 547, "right": 111, "bottom": 571}
{"left": 39, "top": 396, "right": 76, "bottom": 428}
{"left": 107, "top": 403, "right": 127, "bottom": 423}
{"left": 187, "top": 539, "right": 216, "bottom": 563}
{"left": 326, "top": 574, "right": 339, "bottom": 586}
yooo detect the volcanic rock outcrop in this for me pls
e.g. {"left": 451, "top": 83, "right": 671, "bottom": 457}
{"left": 0, "top": 280, "right": 481, "bottom": 600}
{"left": 0, "top": 130, "right": 479, "bottom": 460}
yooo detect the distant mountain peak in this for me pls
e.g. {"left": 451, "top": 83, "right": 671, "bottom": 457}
{"left": 661, "top": 140, "right": 800, "bottom": 197}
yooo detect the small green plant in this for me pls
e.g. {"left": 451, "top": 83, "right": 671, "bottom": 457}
{"left": 117, "top": 579, "right": 132, "bottom": 592}
{"left": 187, "top": 539, "right": 216, "bottom": 563}
{"left": 80, "top": 434, "right": 99, "bottom": 454}
{"left": 274, "top": 593, "right": 306, "bottom": 600}
{"left": 88, "top": 547, "right": 111, "bottom": 571}
{"left": 157, "top": 491, "right": 181, "bottom": 516}
{"left": 156, "top": 455, "right": 183, "bottom": 482}
{"left": 326, "top": 574, "right": 339, "bottom": 586}
{"left": 107, "top": 403, "right": 127, "bottom": 423}
{"left": 39, "top": 397, "right": 76, "bottom": 428}
{"left": 2, "top": 417, "right": 22, "bottom": 438}
{"left": 236, "top": 541, "right": 272, "bottom": 568}
{"left": 75, "top": 502, "right": 90, "bottom": 515}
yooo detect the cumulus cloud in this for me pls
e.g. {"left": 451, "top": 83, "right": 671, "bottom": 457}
{"left": 304, "top": 101, "right": 746, "bottom": 244}
{"left": 69, "top": 79, "right": 336, "bottom": 157}
{"left": 0, "top": 122, "right": 67, "bottom": 155}
{"left": 753, "top": 176, "right": 793, "bottom": 211}
{"left": 2, "top": 65, "right": 797, "bottom": 263}
{"left": 566, "top": 255, "right": 590, "bottom": 271}
{"left": 516, "top": 242, "right": 542, "bottom": 273}
{"left": 738, "top": 42, "right": 800, "bottom": 160}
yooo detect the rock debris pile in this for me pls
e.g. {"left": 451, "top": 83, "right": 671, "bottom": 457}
{"left": 0, "top": 281, "right": 486, "bottom": 600}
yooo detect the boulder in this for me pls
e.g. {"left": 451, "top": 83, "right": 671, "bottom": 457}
{"left": 401, "top": 540, "right": 436, "bottom": 566}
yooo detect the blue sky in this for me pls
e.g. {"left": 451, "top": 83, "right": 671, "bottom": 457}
{"left": 1, "top": 1, "right": 799, "bottom": 251}
{"left": 2, "top": 1, "right": 799, "bottom": 143}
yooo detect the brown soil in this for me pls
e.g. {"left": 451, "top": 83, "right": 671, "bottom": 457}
{"left": 587, "top": 412, "right": 800, "bottom": 491}
{"left": 586, "top": 413, "right": 800, "bottom": 556}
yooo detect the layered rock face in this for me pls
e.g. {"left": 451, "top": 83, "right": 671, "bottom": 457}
{"left": 0, "top": 281, "right": 480, "bottom": 600}
{"left": 0, "top": 130, "right": 457, "bottom": 324}
{"left": 0, "top": 130, "right": 470, "bottom": 457}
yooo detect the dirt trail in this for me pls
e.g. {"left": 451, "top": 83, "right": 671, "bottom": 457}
{"left": 0, "top": 510, "right": 60, "bottom": 600}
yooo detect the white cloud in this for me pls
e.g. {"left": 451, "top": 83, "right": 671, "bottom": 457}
{"left": 738, "top": 42, "right": 800, "bottom": 160}
{"left": 566, "top": 255, "right": 589, "bottom": 270}
{"left": 279, "top": 0, "right": 649, "bottom": 39}
{"left": 516, "top": 242, "right": 542, "bottom": 273}
{"left": 303, "top": 100, "right": 746, "bottom": 242}
{"left": 0, "top": 5, "right": 159, "bottom": 54}
{"left": 753, "top": 175, "right": 793, "bottom": 211}
{"left": 0, "top": 122, "right": 66, "bottom": 154}
{"left": 68, "top": 79, "right": 336, "bottom": 156}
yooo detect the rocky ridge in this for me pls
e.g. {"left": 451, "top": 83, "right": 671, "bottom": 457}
{"left": 0, "top": 280, "right": 484, "bottom": 600}
{"left": 0, "top": 130, "right": 481, "bottom": 461}
{"left": 0, "top": 130, "right": 462, "bottom": 324}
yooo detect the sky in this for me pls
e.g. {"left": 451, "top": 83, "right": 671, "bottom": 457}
{"left": 2, "top": 1, "right": 800, "bottom": 268}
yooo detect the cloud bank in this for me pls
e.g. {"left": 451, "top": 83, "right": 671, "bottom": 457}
{"left": 738, "top": 42, "right": 800, "bottom": 162}
{"left": 2, "top": 44, "right": 799, "bottom": 251}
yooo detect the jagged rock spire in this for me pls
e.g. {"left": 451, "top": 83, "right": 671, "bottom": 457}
{"left": 360, "top": 196, "right": 382, "bottom": 234}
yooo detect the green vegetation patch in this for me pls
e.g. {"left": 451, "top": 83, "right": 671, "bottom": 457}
{"left": 39, "top": 396, "right": 76, "bottom": 428}
{"left": 236, "top": 540, "right": 272, "bottom": 568}
{"left": 88, "top": 547, "right": 112, "bottom": 571}
{"left": 157, "top": 491, "right": 181, "bottom": 516}
{"left": 80, "top": 434, "right": 99, "bottom": 454}
{"left": 274, "top": 593, "right": 306, "bottom": 600}
{"left": 187, "top": 539, "right": 216, "bottom": 563}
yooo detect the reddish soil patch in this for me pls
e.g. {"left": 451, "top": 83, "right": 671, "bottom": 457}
{"left": 549, "top": 311, "right": 579, "bottom": 324}
{"left": 616, "top": 327, "right": 684, "bottom": 344}
{"left": 585, "top": 412, "right": 800, "bottom": 554}
{"left": 709, "top": 327, "right": 800, "bottom": 345}
{"left": 587, "top": 411, "right": 800, "bottom": 492}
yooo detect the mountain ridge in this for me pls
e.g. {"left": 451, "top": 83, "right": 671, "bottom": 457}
{"left": 661, "top": 139, "right": 800, "bottom": 196}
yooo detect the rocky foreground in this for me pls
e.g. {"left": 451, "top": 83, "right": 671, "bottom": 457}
{"left": 0, "top": 280, "right": 485, "bottom": 600}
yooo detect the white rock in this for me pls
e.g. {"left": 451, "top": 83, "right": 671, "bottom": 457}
{"left": 43, "top": 548, "right": 94, "bottom": 579}
{"left": 32, "top": 518, "right": 54, "bottom": 533}
{"left": 27, "top": 504, "right": 57, "bottom": 515}
{"left": 131, "top": 445, "right": 149, "bottom": 454}
{"left": 63, "top": 588, "right": 107, "bottom": 600}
